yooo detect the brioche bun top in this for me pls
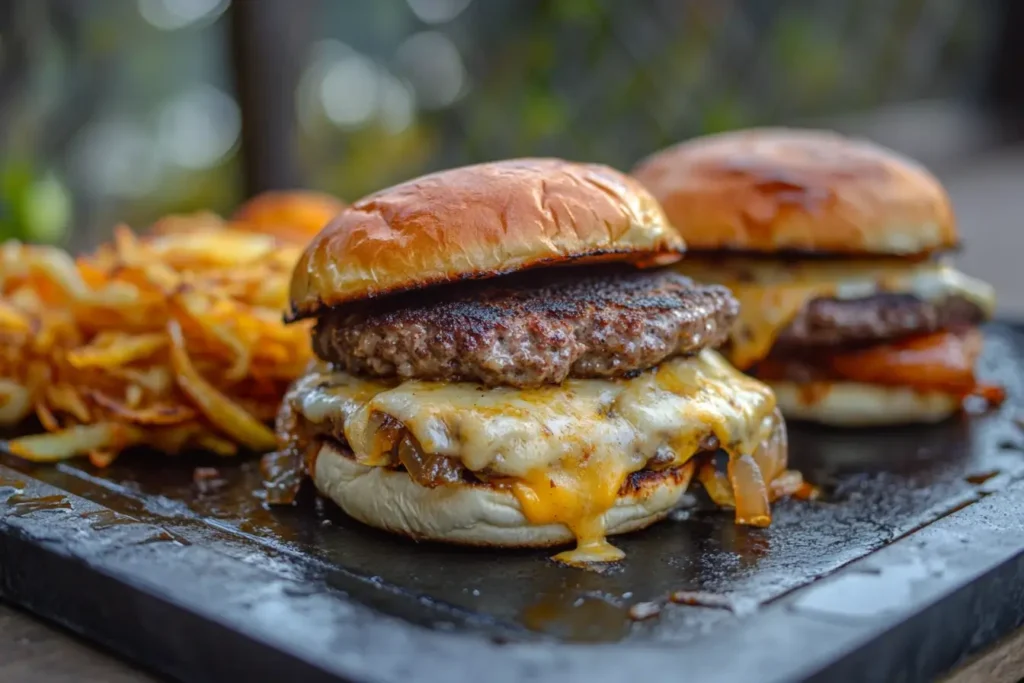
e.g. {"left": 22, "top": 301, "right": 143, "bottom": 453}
{"left": 288, "top": 158, "right": 682, "bottom": 319}
{"left": 632, "top": 128, "right": 957, "bottom": 257}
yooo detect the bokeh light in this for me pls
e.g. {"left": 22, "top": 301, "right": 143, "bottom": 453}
{"left": 137, "top": 0, "right": 228, "bottom": 30}
{"left": 406, "top": 0, "right": 473, "bottom": 25}
{"left": 157, "top": 85, "right": 240, "bottom": 169}
{"left": 299, "top": 40, "right": 417, "bottom": 134}
{"left": 320, "top": 52, "right": 380, "bottom": 128}
{"left": 395, "top": 31, "right": 466, "bottom": 109}
{"left": 72, "top": 118, "right": 162, "bottom": 198}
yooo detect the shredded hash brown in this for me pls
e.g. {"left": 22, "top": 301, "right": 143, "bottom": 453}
{"left": 0, "top": 192, "right": 342, "bottom": 466}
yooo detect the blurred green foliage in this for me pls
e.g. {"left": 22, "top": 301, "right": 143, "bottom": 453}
{"left": 0, "top": 0, "right": 995, "bottom": 247}
{"left": 307, "top": 123, "right": 437, "bottom": 202}
{"left": 0, "top": 161, "right": 70, "bottom": 243}
{"left": 771, "top": 14, "right": 844, "bottom": 106}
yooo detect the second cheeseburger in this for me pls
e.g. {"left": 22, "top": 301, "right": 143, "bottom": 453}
{"left": 633, "top": 128, "right": 1000, "bottom": 427}
{"left": 277, "top": 158, "right": 804, "bottom": 564}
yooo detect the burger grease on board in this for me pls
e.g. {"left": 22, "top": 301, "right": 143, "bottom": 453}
{"left": 274, "top": 158, "right": 807, "bottom": 565}
{"left": 632, "top": 127, "right": 1001, "bottom": 426}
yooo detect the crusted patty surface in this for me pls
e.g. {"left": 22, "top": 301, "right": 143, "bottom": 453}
{"left": 773, "top": 293, "right": 985, "bottom": 349}
{"left": 313, "top": 266, "right": 738, "bottom": 387}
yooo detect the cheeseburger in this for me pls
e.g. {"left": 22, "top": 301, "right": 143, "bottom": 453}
{"left": 275, "top": 158, "right": 804, "bottom": 565}
{"left": 633, "top": 128, "right": 1000, "bottom": 427}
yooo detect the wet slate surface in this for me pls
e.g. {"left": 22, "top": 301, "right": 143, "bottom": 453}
{"left": 3, "top": 323, "right": 1024, "bottom": 682}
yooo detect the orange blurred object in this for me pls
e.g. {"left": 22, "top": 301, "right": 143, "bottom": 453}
{"left": 231, "top": 190, "right": 345, "bottom": 243}
{"left": 759, "top": 329, "right": 1003, "bottom": 404}
{"left": 826, "top": 330, "right": 981, "bottom": 395}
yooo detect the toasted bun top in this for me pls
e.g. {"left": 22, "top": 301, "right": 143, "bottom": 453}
{"left": 632, "top": 128, "right": 957, "bottom": 256}
{"left": 288, "top": 158, "right": 682, "bottom": 319}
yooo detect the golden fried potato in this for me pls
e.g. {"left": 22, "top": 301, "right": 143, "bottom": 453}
{"left": 0, "top": 195, "right": 338, "bottom": 465}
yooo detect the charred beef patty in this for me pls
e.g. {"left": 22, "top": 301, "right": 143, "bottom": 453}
{"left": 773, "top": 293, "right": 985, "bottom": 349}
{"left": 313, "top": 267, "right": 738, "bottom": 387}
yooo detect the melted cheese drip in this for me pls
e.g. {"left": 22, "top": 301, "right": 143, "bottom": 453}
{"left": 677, "top": 258, "right": 995, "bottom": 370}
{"left": 291, "top": 350, "right": 776, "bottom": 563}
{"left": 513, "top": 461, "right": 627, "bottom": 564}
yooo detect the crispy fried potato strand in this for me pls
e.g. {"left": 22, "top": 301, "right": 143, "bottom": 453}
{"left": 0, "top": 379, "right": 32, "bottom": 424}
{"left": 0, "top": 194, "right": 327, "bottom": 464}
{"left": 67, "top": 332, "right": 167, "bottom": 369}
{"left": 6, "top": 423, "right": 144, "bottom": 462}
{"left": 167, "top": 319, "right": 277, "bottom": 451}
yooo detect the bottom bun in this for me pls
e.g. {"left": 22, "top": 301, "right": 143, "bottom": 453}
{"left": 770, "top": 381, "right": 961, "bottom": 427}
{"left": 313, "top": 442, "right": 693, "bottom": 548}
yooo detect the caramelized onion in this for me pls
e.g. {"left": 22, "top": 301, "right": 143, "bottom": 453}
{"left": 699, "top": 408, "right": 812, "bottom": 522}
{"left": 769, "top": 469, "right": 819, "bottom": 501}
{"left": 397, "top": 431, "right": 463, "bottom": 488}
{"left": 728, "top": 454, "right": 771, "bottom": 527}
{"left": 697, "top": 461, "right": 735, "bottom": 507}
{"left": 365, "top": 413, "right": 403, "bottom": 466}
{"left": 261, "top": 447, "right": 307, "bottom": 505}
{"left": 751, "top": 409, "right": 786, "bottom": 485}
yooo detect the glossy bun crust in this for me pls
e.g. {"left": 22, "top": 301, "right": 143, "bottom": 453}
{"left": 632, "top": 128, "right": 957, "bottom": 256}
{"left": 288, "top": 158, "right": 683, "bottom": 319}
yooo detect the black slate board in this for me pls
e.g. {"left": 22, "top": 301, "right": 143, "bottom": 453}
{"left": 4, "top": 324, "right": 1024, "bottom": 683}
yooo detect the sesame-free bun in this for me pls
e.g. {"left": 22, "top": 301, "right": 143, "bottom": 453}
{"left": 770, "top": 380, "right": 960, "bottom": 427}
{"left": 313, "top": 442, "right": 694, "bottom": 548}
{"left": 632, "top": 128, "right": 957, "bottom": 257}
{"left": 288, "top": 158, "right": 683, "bottom": 319}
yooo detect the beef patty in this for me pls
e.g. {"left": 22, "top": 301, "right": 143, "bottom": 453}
{"left": 313, "top": 266, "right": 738, "bottom": 387}
{"left": 773, "top": 293, "right": 985, "bottom": 349}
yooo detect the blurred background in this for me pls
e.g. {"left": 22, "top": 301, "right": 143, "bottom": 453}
{"left": 0, "top": 0, "right": 1022, "bottom": 310}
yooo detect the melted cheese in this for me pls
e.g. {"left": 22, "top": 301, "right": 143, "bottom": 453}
{"left": 677, "top": 258, "right": 995, "bottom": 370}
{"left": 513, "top": 461, "right": 628, "bottom": 564}
{"left": 291, "top": 349, "right": 777, "bottom": 562}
